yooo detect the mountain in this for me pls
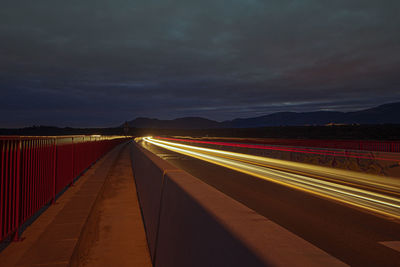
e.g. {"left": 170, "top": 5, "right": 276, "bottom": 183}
{"left": 124, "top": 102, "right": 400, "bottom": 129}
{"left": 344, "top": 102, "right": 400, "bottom": 124}
{"left": 220, "top": 111, "right": 345, "bottom": 128}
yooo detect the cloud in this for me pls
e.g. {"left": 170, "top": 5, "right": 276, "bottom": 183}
{"left": 0, "top": 0, "right": 399, "bottom": 127}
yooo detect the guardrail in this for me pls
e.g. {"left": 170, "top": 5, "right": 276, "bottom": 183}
{"left": 0, "top": 135, "right": 129, "bottom": 242}
{"left": 130, "top": 142, "right": 345, "bottom": 267}
{"left": 250, "top": 138, "right": 400, "bottom": 153}
{"left": 161, "top": 137, "right": 400, "bottom": 153}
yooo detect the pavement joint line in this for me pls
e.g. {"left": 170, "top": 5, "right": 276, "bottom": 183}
{"left": 32, "top": 261, "right": 69, "bottom": 266}
{"left": 162, "top": 169, "right": 184, "bottom": 176}
{"left": 379, "top": 241, "right": 400, "bottom": 253}
{"left": 54, "top": 222, "right": 83, "bottom": 225}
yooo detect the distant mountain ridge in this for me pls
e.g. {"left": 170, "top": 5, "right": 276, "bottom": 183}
{"left": 124, "top": 102, "right": 400, "bottom": 129}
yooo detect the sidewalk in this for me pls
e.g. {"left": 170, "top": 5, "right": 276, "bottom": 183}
{"left": 0, "top": 142, "right": 151, "bottom": 267}
{"left": 72, "top": 143, "right": 152, "bottom": 267}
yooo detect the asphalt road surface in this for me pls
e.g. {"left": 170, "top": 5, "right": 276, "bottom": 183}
{"left": 138, "top": 138, "right": 400, "bottom": 267}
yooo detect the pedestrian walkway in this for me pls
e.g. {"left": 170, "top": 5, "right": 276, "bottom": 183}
{"left": 0, "top": 142, "right": 151, "bottom": 267}
{"left": 72, "top": 143, "right": 151, "bottom": 267}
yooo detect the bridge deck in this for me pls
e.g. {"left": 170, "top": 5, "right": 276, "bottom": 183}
{"left": 0, "top": 142, "right": 151, "bottom": 267}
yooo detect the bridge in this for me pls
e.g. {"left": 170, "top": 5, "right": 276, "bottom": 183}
{"left": 1, "top": 136, "right": 400, "bottom": 266}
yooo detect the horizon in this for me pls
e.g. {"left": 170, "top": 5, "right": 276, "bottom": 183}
{"left": 2, "top": 101, "right": 399, "bottom": 129}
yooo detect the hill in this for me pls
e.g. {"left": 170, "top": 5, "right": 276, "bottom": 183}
{"left": 124, "top": 102, "right": 400, "bottom": 129}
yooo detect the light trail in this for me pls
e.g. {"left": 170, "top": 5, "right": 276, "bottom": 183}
{"left": 156, "top": 136, "right": 400, "bottom": 162}
{"left": 142, "top": 137, "right": 400, "bottom": 220}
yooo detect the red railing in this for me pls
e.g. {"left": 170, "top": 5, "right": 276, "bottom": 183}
{"left": 237, "top": 138, "right": 400, "bottom": 153}
{"left": 163, "top": 137, "right": 400, "bottom": 153}
{"left": 0, "top": 136, "right": 129, "bottom": 242}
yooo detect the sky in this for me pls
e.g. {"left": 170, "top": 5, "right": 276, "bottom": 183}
{"left": 1, "top": 0, "right": 399, "bottom": 127}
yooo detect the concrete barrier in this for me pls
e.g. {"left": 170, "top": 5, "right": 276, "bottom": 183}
{"left": 130, "top": 143, "right": 346, "bottom": 267}
{"left": 130, "top": 144, "right": 172, "bottom": 260}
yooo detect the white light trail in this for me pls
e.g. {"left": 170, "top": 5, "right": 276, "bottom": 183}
{"left": 142, "top": 137, "right": 400, "bottom": 220}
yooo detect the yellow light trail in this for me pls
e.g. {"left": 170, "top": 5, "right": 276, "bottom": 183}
{"left": 142, "top": 137, "right": 400, "bottom": 220}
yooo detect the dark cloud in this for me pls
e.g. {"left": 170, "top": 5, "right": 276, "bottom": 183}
{"left": 1, "top": 0, "right": 399, "bottom": 127}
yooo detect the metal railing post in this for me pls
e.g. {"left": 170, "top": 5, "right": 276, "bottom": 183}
{"left": 13, "top": 139, "right": 21, "bottom": 241}
{"left": 52, "top": 138, "right": 57, "bottom": 204}
{"left": 71, "top": 137, "right": 75, "bottom": 186}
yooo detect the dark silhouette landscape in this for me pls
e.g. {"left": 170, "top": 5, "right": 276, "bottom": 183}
{"left": 2, "top": 102, "right": 400, "bottom": 140}
{"left": 125, "top": 102, "right": 400, "bottom": 129}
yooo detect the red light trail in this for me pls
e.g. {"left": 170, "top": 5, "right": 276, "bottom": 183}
{"left": 156, "top": 137, "right": 400, "bottom": 162}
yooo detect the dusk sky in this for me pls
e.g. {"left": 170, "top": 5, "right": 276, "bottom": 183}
{"left": 1, "top": 0, "right": 399, "bottom": 127}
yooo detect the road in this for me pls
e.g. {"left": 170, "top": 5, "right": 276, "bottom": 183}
{"left": 138, "top": 137, "right": 400, "bottom": 266}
